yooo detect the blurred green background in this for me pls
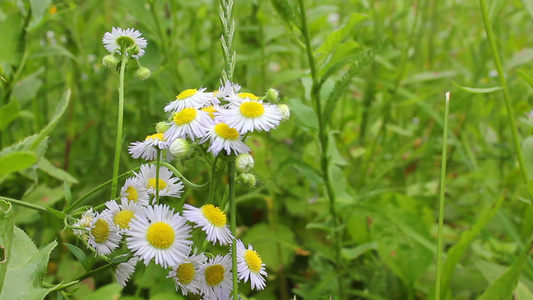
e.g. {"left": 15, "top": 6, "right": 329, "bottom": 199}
{"left": 2, "top": 0, "right": 533, "bottom": 299}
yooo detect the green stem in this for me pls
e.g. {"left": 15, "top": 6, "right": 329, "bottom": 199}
{"left": 479, "top": 0, "right": 532, "bottom": 204}
{"left": 69, "top": 169, "right": 136, "bottom": 212}
{"left": 228, "top": 159, "right": 238, "bottom": 299}
{"left": 435, "top": 92, "right": 451, "bottom": 300}
{"left": 297, "top": 0, "right": 343, "bottom": 298}
{"left": 0, "top": 196, "right": 63, "bottom": 219}
{"left": 157, "top": 161, "right": 210, "bottom": 190}
{"left": 155, "top": 149, "right": 161, "bottom": 204}
{"left": 111, "top": 53, "right": 128, "bottom": 199}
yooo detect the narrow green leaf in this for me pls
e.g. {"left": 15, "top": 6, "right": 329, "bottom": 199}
{"left": 270, "top": 0, "right": 299, "bottom": 28}
{"left": 452, "top": 81, "right": 503, "bottom": 94}
{"left": 440, "top": 194, "right": 505, "bottom": 298}
{"left": 288, "top": 98, "right": 318, "bottom": 130}
{"left": 30, "top": 89, "right": 71, "bottom": 151}
{"left": 0, "top": 99, "right": 19, "bottom": 131}
{"left": 517, "top": 69, "right": 533, "bottom": 89}
{"left": 38, "top": 158, "right": 78, "bottom": 184}
{"left": 0, "top": 151, "right": 38, "bottom": 178}
{"left": 30, "top": 45, "right": 78, "bottom": 61}
{"left": 28, "top": 0, "right": 52, "bottom": 30}
{"left": 315, "top": 13, "right": 367, "bottom": 55}
{"left": 0, "top": 13, "right": 24, "bottom": 66}
{"left": 64, "top": 180, "right": 72, "bottom": 210}
{"left": 0, "top": 200, "right": 14, "bottom": 292}
{"left": 341, "top": 242, "right": 378, "bottom": 260}
{"left": 477, "top": 243, "right": 530, "bottom": 300}
{"left": 64, "top": 243, "right": 91, "bottom": 272}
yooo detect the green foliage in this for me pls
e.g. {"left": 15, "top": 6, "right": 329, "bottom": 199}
{"left": 0, "top": 200, "right": 57, "bottom": 299}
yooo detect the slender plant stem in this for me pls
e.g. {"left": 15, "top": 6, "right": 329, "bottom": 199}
{"left": 155, "top": 149, "right": 161, "bottom": 204}
{"left": 479, "top": 0, "right": 532, "bottom": 204}
{"left": 297, "top": 0, "right": 343, "bottom": 297}
{"left": 435, "top": 92, "right": 451, "bottom": 300}
{"left": 111, "top": 53, "right": 128, "bottom": 199}
{"left": 158, "top": 161, "right": 210, "bottom": 190}
{"left": 69, "top": 169, "right": 136, "bottom": 212}
{"left": 219, "top": 0, "right": 239, "bottom": 297}
{"left": 0, "top": 196, "right": 63, "bottom": 218}
{"left": 228, "top": 159, "right": 238, "bottom": 299}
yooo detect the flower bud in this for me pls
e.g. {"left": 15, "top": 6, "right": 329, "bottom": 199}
{"left": 156, "top": 122, "right": 170, "bottom": 134}
{"left": 169, "top": 138, "right": 191, "bottom": 159}
{"left": 238, "top": 173, "right": 256, "bottom": 188}
{"left": 278, "top": 104, "right": 290, "bottom": 121}
{"left": 135, "top": 67, "right": 151, "bottom": 80}
{"left": 103, "top": 54, "right": 119, "bottom": 68}
{"left": 265, "top": 88, "right": 279, "bottom": 102}
{"left": 236, "top": 153, "right": 254, "bottom": 173}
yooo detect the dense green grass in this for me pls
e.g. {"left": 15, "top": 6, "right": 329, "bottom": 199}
{"left": 2, "top": 0, "right": 533, "bottom": 299}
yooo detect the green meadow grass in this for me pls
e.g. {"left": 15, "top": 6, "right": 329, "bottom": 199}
{"left": 1, "top": 0, "right": 533, "bottom": 299}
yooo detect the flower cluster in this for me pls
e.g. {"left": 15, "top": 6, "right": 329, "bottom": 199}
{"left": 72, "top": 166, "right": 267, "bottom": 297}
{"left": 72, "top": 26, "right": 286, "bottom": 299}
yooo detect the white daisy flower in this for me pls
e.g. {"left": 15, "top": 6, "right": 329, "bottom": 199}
{"left": 164, "top": 107, "right": 213, "bottom": 141}
{"left": 104, "top": 199, "right": 145, "bottom": 232}
{"left": 164, "top": 88, "right": 218, "bottom": 112}
{"left": 120, "top": 177, "right": 150, "bottom": 206}
{"left": 216, "top": 80, "right": 241, "bottom": 101}
{"left": 215, "top": 100, "right": 282, "bottom": 133}
{"left": 167, "top": 251, "right": 207, "bottom": 296}
{"left": 182, "top": 204, "right": 233, "bottom": 245}
{"left": 87, "top": 210, "right": 122, "bottom": 256}
{"left": 198, "top": 254, "right": 233, "bottom": 300}
{"left": 200, "top": 122, "right": 250, "bottom": 156}
{"left": 126, "top": 204, "right": 192, "bottom": 268}
{"left": 136, "top": 164, "right": 184, "bottom": 199}
{"left": 73, "top": 207, "right": 95, "bottom": 240}
{"left": 102, "top": 27, "right": 147, "bottom": 58}
{"left": 128, "top": 133, "right": 169, "bottom": 160}
{"left": 114, "top": 257, "right": 138, "bottom": 287}
{"left": 236, "top": 239, "right": 267, "bottom": 290}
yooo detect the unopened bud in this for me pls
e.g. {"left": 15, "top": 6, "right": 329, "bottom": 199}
{"left": 156, "top": 122, "right": 170, "bottom": 134}
{"left": 238, "top": 173, "right": 256, "bottom": 188}
{"left": 135, "top": 67, "right": 151, "bottom": 80}
{"left": 236, "top": 153, "right": 254, "bottom": 173}
{"left": 170, "top": 138, "right": 191, "bottom": 159}
{"left": 278, "top": 104, "right": 290, "bottom": 121}
{"left": 265, "top": 88, "right": 279, "bottom": 102}
{"left": 103, "top": 55, "right": 119, "bottom": 68}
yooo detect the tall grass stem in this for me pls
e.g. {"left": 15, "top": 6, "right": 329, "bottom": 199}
{"left": 479, "top": 0, "right": 532, "bottom": 204}
{"left": 297, "top": 0, "right": 343, "bottom": 297}
{"left": 435, "top": 92, "right": 451, "bottom": 300}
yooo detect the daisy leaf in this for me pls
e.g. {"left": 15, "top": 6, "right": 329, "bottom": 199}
{"left": 0, "top": 199, "right": 57, "bottom": 299}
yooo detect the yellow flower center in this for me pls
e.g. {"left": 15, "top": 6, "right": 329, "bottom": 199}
{"left": 213, "top": 90, "right": 219, "bottom": 97}
{"left": 177, "top": 89, "right": 198, "bottom": 100}
{"left": 91, "top": 219, "right": 110, "bottom": 243}
{"left": 114, "top": 210, "right": 135, "bottom": 229}
{"left": 145, "top": 133, "right": 165, "bottom": 141}
{"left": 202, "top": 106, "right": 217, "bottom": 119}
{"left": 173, "top": 108, "right": 197, "bottom": 125}
{"left": 125, "top": 186, "right": 139, "bottom": 202}
{"left": 238, "top": 93, "right": 259, "bottom": 100}
{"left": 240, "top": 102, "right": 264, "bottom": 118}
{"left": 244, "top": 249, "right": 263, "bottom": 273}
{"left": 147, "top": 178, "right": 167, "bottom": 190}
{"left": 205, "top": 264, "right": 225, "bottom": 286}
{"left": 176, "top": 262, "right": 195, "bottom": 284}
{"left": 201, "top": 205, "right": 227, "bottom": 227}
{"left": 214, "top": 123, "right": 239, "bottom": 140}
{"left": 146, "top": 222, "right": 175, "bottom": 249}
